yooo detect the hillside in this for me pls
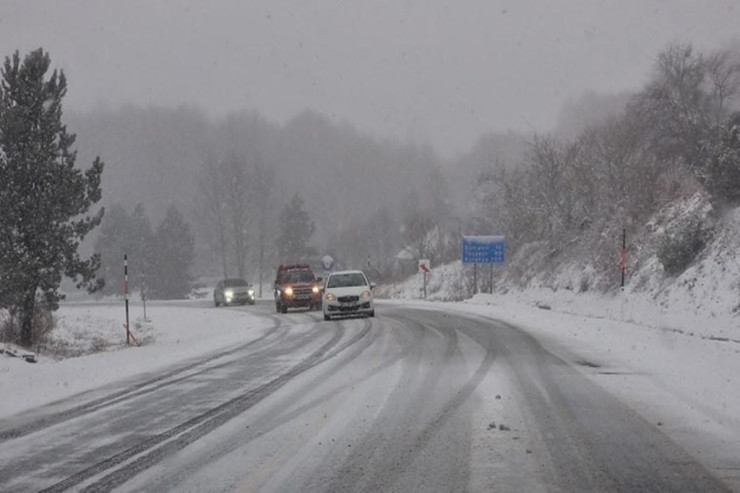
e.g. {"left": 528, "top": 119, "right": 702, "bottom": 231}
{"left": 379, "top": 192, "right": 740, "bottom": 342}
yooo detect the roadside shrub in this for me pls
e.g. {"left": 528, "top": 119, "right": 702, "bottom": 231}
{"left": 0, "top": 307, "right": 55, "bottom": 347}
{"left": 657, "top": 219, "right": 712, "bottom": 276}
{"left": 90, "top": 336, "right": 108, "bottom": 353}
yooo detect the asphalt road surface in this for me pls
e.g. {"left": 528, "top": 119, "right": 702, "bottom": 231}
{"left": 0, "top": 301, "right": 734, "bottom": 492}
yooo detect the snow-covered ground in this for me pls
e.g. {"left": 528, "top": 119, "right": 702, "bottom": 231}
{"left": 2, "top": 280, "right": 739, "bottom": 476}
{"left": 0, "top": 300, "right": 275, "bottom": 418}
{"left": 395, "top": 294, "right": 740, "bottom": 472}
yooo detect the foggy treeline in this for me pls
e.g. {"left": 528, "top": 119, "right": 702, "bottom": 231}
{"left": 69, "top": 106, "right": 463, "bottom": 291}
{"left": 71, "top": 42, "right": 740, "bottom": 296}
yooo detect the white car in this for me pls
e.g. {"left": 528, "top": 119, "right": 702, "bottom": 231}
{"left": 322, "top": 270, "right": 375, "bottom": 321}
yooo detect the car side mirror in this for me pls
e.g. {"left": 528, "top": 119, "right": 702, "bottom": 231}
{"left": 316, "top": 277, "right": 323, "bottom": 283}
{"left": 370, "top": 282, "right": 376, "bottom": 290}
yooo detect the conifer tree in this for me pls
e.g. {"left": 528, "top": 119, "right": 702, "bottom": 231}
{"left": 148, "top": 205, "right": 194, "bottom": 299}
{"left": 94, "top": 203, "right": 153, "bottom": 295}
{"left": 0, "top": 49, "right": 104, "bottom": 346}
{"left": 275, "top": 193, "right": 316, "bottom": 264}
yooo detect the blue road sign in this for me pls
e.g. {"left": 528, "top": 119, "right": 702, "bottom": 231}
{"left": 462, "top": 235, "right": 506, "bottom": 264}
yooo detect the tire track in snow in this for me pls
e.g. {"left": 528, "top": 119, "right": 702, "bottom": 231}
{"left": 0, "top": 317, "right": 287, "bottom": 442}
{"left": 38, "top": 323, "right": 354, "bottom": 493}
{"left": 323, "top": 309, "right": 492, "bottom": 493}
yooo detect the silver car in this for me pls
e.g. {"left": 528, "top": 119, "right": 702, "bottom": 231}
{"left": 214, "top": 278, "right": 255, "bottom": 306}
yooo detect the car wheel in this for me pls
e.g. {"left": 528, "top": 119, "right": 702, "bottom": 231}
{"left": 368, "top": 310, "right": 375, "bottom": 317}
{"left": 214, "top": 300, "right": 220, "bottom": 307}
{"left": 280, "top": 303, "right": 288, "bottom": 314}
{"left": 324, "top": 314, "right": 331, "bottom": 321}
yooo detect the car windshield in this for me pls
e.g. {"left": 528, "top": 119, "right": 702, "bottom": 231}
{"left": 327, "top": 273, "right": 367, "bottom": 288}
{"left": 282, "top": 271, "right": 315, "bottom": 283}
{"left": 223, "top": 279, "right": 248, "bottom": 288}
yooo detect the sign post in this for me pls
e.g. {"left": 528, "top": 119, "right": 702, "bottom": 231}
{"left": 419, "top": 259, "right": 431, "bottom": 299}
{"left": 321, "top": 254, "right": 335, "bottom": 281}
{"left": 321, "top": 254, "right": 335, "bottom": 271}
{"left": 462, "top": 236, "right": 506, "bottom": 294}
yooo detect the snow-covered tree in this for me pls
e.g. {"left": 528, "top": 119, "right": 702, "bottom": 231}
{"left": 199, "top": 153, "right": 270, "bottom": 280}
{"left": 703, "top": 112, "right": 740, "bottom": 204}
{"left": 0, "top": 48, "right": 104, "bottom": 347}
{"left": 630, "top": 44, "right": 740, "bottom": 186}
{"left": 250, "top": 161, "right": 276, "bottom": 296}
{"left": 275, "top": 193, "right": 316, "bottom": 264}
{"left": 401, "top": 192, "right": 436, "bottom": 262}
{"left": 94, "top": 203, "right": 154, "bottom": 295}
{"left": 148, "top": 205, "right": 194, "bottom": 299}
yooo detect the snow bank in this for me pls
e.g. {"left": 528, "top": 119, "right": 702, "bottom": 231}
{"left": 0, "top": 301, "right": 273, "bottom": 418}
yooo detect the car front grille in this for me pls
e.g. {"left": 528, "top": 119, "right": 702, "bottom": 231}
{"left": 338, "top": 295, "right": 360, "bottom": 303}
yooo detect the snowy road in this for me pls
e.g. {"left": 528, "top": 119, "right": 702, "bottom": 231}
{"left": 0, "top": 301, "right": 733, "bottom": 492}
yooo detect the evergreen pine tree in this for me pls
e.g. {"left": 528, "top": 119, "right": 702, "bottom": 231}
{"left": 275, "top": 193, "right": 316, "bottom": 264}
{"left": 130, "top": 203, "right": 155, "bottom": 294}
{"left": 94, "top": 203, "right": 154, "bottom": 295}
{"left": 0, "top": 48, "right": 104, "bottom": 346}
{"left": 149, "top": 206, "right": 194, "bottom": 299}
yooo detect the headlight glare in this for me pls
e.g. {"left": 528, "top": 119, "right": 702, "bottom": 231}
{"left": 285, "top": 286, "right": 294, "bottom": 296}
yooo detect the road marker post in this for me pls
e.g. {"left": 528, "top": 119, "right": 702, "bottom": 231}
{"left": 621, "top": 228, "right": 627, "bottom": 290}
{"left": 124, "top": 254, "right": 130, "bottom": 345}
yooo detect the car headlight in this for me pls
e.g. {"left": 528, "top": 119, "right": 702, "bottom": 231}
{"left": 325, "top": 292, "right": 336, "bottom": 302}
{"left": 225, "top": 289, "right": 234, "bottom": 299}
{"left": 284, "top": 286, "right": 294, "bottom": 296}
{"left": 312, "top": 285, "right": 320, "bottom": 294}
{"left": 361, "top": 290, "right": 372, "bottom": 300}
{"left": 247, "top": 289, "right": 254, "bottom": 296}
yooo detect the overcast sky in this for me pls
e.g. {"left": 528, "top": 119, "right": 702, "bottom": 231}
{"left": 1, "top": 0, "right": 739, "bottom": 157}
